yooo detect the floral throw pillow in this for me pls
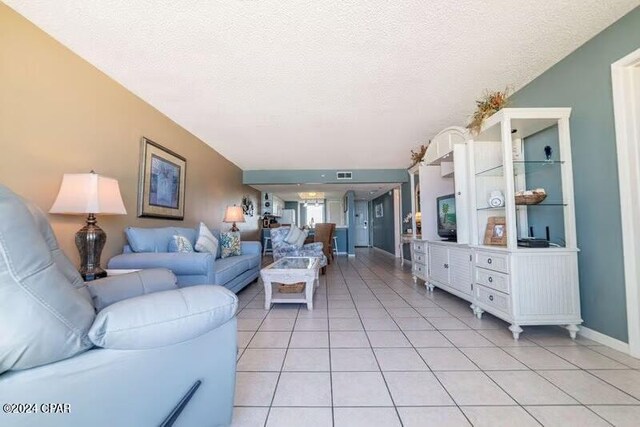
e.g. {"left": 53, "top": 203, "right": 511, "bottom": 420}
{"left": 168, "top": 235, "right": 194, "bottom": 253}
{"left": 220, "top": 231, "right": 241, "bottom": 258}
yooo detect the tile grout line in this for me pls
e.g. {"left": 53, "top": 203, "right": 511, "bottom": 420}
{"left": 350, "top": 250, "right": 475, "bottom": 426}
{"left": 336, "top": 255, "right": 405, "bottom": 427}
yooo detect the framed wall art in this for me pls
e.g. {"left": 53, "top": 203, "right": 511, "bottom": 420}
{"left": 375, "top": 203, "right": 384, "bottom": 218}
{"left": 137, "top": 137, "right": 186, "bottom": 219}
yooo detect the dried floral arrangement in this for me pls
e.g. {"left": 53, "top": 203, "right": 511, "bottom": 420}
{"left": 467, "top": 88, "right": 511, "bottom": 135}
{"left": 409, "top": 142, "right": 429, "bottom": 167}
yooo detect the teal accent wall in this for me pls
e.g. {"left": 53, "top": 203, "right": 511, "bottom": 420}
{"left": 372, "top": 191, "right": 395, "bottom": 254}
{"left": 243, "top": 169, "right": 409, "bottom": 185}
{"left": 510, "top": 6, "right": 640, "bottom": 342}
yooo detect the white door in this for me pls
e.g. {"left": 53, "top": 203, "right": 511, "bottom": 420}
{"left": 613, "top": 50, "right": 640, "bottom": 357}
{"left": 354, "top": 200, "right": 370, "bottom": 246}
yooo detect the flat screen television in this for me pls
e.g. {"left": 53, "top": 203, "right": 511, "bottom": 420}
{"left": 437, "top": 194, "right": 457, "bottom": 241}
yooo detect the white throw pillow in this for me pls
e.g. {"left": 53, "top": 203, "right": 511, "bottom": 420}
{"left": 285, "top": 227, "right": 308, "bottom": 248}
{"left": 195, "top": 222, "right": 219, "bottom": 255}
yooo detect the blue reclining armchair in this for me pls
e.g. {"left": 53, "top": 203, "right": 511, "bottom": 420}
{"left": 0, "top": 185, "right": 238, "bottom": 427}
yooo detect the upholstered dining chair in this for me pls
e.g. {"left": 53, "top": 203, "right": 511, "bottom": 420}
{"left": 314, "top": 223, "right": 335, "bottom": 265}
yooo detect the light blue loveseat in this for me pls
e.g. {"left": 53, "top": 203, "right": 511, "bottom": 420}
{"left": 0, "top": 185, "right": 238, "bottom": 426}
{"left": 108, "top": 226, "right": 262, "bottom": 293}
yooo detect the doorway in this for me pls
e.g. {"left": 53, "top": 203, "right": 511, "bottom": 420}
{"left": 612, "top": 48, "right": 640, "bottom": 357}
{"left": 354, "top": 200, "right": 370, "bottom": 247}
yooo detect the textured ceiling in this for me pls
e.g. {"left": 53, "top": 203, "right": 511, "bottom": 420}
{"left": 5, "top": 0, "right": 639, "bottom": 169}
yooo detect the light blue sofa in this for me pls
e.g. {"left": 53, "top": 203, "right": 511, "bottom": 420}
{"left": 0, "top": 185, "right": 238, "bottom": 427}
{"left": 108, "top": 226, "right": 262, "bottom": 293}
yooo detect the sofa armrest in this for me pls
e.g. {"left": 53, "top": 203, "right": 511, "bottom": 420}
{"left": 303, "top": 242, "right": 324, "bottom": 251}
{"left": 107, "top": 252, "right": 215, "bottom": 276}
{"left": 241, "top": 241, "right": 262, "bottom": 255}
{"left": 86, "top": 268, "right": 178, "bottom": 311}
{"left": 88, "top": 285, "right": 238, "bottom": 349}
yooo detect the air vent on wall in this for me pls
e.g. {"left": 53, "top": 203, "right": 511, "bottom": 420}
{"left": 336, "top": 171, "right": 353, "bottom": 180}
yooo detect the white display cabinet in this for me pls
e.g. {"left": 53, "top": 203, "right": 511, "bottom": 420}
{"left": 412, "top": 109, "right": 582, "bottom": 340}
{"left": 468, "top": 108, "right": 582, "bottom": 339}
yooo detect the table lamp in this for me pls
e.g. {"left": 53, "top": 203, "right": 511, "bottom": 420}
{"left": 50, "top": 171, "right": 127, "bottom": 280}
{"left": 415, "top": 211, "right": 422, "bottom": 233}
{"left": 223, "top": 205, "right": 245, "bottom": 232}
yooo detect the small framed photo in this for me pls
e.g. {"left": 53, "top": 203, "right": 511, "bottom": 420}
{"left": 138, "top": 137, "right": 186, "bottom": 220}
{"left": 484, "top": 216, "right": 507, "bottom": 246}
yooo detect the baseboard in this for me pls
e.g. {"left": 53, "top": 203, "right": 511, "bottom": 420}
{"left": 578, "top": 326, "right": 630, "bottom": 354}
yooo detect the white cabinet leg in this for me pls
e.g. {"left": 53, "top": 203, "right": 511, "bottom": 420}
{"left": 412, "top": 275, "right": 418, "bottom": 284}
{"left": 509, "top": 324, "right": 523, "bottom": 340}
{"left": 474, "top": 307, "right": 484, "bottom": 319}
{"left": 426, "top": 282, "right": 435, "bottom": 292}
{"left": 470, "top": 304, "right": 484, "bottom": 319}
{"left": 566, "top": 324, "right": 579, "bottom": 340}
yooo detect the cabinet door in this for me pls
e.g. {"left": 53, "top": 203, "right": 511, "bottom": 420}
{"left": 449, "top": 248, "right": 473, "bottom": 295}
{"left": 429, "top": 245, "right": 449, "bottom": 285}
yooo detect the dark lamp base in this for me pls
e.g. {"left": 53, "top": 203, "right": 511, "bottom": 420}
{"left": 76, "top": 213, "right": 107, "bottom": 282}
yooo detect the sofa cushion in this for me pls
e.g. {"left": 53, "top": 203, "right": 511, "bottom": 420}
{"left": 214, "top": 253, "right": 260, "bottom": 285}
{"left": 168, "top": 235, "right": 194, "bottom": 253}
{"left": 0, "top": 185, "right": 96, "bottom": 373}
{"left": 195, "top": 222, "right": 219, "bottom": 255}
{"left": 24, "top": 199, "right": 93, "bottom": 304}
{"left": 88, "top": 285, "right": 238, "bottom": 349}
{"left": 87, "top": 269, "right": 179, "bottom": 311}
{"left": 220, "top": 231, "right": 241, "bottom": 258}
{"left": 125, "top": 226, "right": 197, "bottom": 253}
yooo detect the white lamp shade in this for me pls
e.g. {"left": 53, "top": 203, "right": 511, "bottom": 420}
{"left": 50, "top": 173, "right": 127, "bottom": 215}
{"left": 223, "top": 205, "right": 245, "bottom": 223}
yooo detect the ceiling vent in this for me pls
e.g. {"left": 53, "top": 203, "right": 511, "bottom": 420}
{"left": 336, "top": 171, "right": 353, "bottom": 180}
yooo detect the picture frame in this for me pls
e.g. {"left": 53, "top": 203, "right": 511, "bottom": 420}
{"left": 375, "top": 203, "right": 384, "bottom": 218}
{"left": 484, "top": 216, "right": 507, "bottom": 246}
{"left": 138, "top": 137, "right": 186, "bottom": 220}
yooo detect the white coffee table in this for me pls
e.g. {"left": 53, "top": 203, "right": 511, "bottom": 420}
{"left": 260, "top": 257, "right": 321, "bottom": 310}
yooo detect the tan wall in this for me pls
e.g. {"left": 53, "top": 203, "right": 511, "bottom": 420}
{"left": 0, "top": 4, "right": 259, "bottom": 266}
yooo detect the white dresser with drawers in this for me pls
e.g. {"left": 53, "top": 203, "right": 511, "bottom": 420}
{"left": 471, "top": 246, "right": 581, "bottom": 340}
{"left": 412, "top": 239, "right": 582, "bottom": 340}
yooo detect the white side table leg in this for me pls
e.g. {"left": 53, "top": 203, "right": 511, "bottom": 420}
{"left": 264, "top": 280, "right": 272, "bottom": 310}
{"left": 305, "top": 279, "right": 314, "bottom": 310}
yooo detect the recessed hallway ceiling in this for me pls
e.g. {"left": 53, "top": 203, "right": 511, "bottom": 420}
{"left": 5, "top": 0, "right": 638, "bottom": 169}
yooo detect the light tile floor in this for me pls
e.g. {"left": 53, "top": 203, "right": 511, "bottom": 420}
{"left": 232, "top": 249, "right": 640, "bottom": 426}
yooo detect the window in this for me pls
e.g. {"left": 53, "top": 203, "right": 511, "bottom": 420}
{"left": 299, "top": 202, "right": 325, "bottom": 228}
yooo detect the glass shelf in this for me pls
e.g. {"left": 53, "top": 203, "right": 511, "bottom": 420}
{"left": 476, "top": 160, "right": 564, "bottom": 177}
{"left": 477, "top": 202, "right": 566, "bottom": 211}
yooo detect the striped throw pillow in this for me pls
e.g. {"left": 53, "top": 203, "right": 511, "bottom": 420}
{"left": 195, "top": 222, "right": 219, "bottom": 255}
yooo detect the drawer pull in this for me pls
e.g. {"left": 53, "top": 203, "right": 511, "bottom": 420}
{"left": 489, "top": 295, "right": 494, "bottom": 301}
{"left": 487, "top": 258, "right": 493, "bottom": 264}
{"left": 488, "top": 277, "right": 493, "bottom": 283}
{"left": 444, "top": 263, "right": 449, "bottom": 269}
